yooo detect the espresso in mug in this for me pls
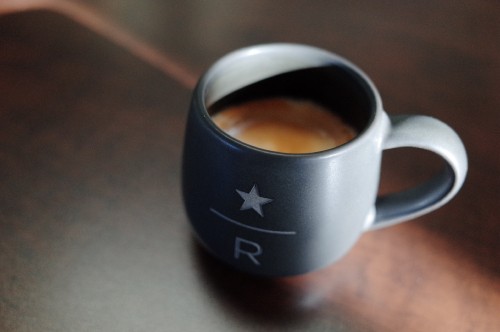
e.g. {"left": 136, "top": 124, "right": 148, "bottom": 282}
{"left": 184, "top": 44, "right": 467, "bottom": 276}
{"left": 212, "top": 97, "right": 357, "bottom": 153}
{"left": 208, "top": 66, "right": 373, "bottom": 154}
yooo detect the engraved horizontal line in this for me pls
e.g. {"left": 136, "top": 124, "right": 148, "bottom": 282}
{"left": 209, "top": 208, "right": 296, "bottom": 235}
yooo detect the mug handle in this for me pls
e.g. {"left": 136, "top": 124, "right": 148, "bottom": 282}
{"left": 367, "top": 115, "right": 468, "bottom": 230}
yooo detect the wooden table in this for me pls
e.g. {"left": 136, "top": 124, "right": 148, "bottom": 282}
{"left": 1, "top": 1, "right": 498, "bottom": 331}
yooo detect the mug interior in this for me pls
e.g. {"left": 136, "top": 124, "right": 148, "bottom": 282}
{"left": 201, "top": 45, "right": 378, "bottom": 149}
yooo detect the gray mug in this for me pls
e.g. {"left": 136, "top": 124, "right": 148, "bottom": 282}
{"left": 182, "top": 44, "right": 467, "bottom": 276}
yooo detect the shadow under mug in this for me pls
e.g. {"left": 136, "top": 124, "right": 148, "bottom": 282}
{"left": 182, "top": 43, "right": 467, "bottom": 276}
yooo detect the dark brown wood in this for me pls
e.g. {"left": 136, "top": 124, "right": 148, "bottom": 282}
{"left": 1, "top": 1, "right": 498, "bottom": 331}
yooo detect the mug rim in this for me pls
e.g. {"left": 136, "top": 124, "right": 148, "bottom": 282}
{"left": 195, "top": 43, "right": 385, "bottom": 158}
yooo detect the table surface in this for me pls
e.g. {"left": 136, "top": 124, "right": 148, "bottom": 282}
{"left": 0, "top": 1, "right": 499, "bottom": 331}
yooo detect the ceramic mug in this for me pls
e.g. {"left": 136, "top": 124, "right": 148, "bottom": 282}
{"left": 182, "top": 44, "right": 467, "bottom": 276}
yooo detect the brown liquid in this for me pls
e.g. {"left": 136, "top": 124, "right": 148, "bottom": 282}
{"left": 212, "top": 98, "right": 357, "bottom": 153}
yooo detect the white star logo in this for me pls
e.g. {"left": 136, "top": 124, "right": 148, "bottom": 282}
{"left": 236, "top": 184, "right": 273, "bottom": 217}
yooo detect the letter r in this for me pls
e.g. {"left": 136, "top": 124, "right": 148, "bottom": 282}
{"left": 234, "top": 237, "right": 262, "bottom": 266}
